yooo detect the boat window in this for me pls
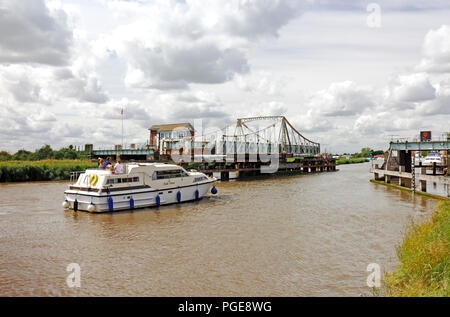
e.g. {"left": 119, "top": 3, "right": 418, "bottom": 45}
{"left": 194, "top": 176, "right": 207, "bottom": 182}
{"left": 106, "top": 177, "right": 140, "bottom": 184}
{"left": 155, "top": 169, "right": 188, "bottom": 179}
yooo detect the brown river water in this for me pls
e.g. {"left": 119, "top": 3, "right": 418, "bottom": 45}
{"left": 0, "top": 163, "right": 437, "bottom": 296}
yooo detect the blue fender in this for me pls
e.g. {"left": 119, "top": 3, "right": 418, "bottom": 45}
{"left": 176, "top": 191, "right": 181, "bottom": 202}
{"left": 195, "top": 189, "right": 199, "bottom": 200}
{"left": 211, "top": 186, "right": 218, "bottom": 195}
{"left": 130, "top": 197, "right": 134, "bottom": 210}
{"left": 155, "top": 195, "right": 161, "bottom": 207}
{"left": 108, "top": 196, "right": 114, "bottom": 212}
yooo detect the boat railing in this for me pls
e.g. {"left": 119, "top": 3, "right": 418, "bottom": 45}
{"left": 70, "top": 171, "right": 85, "bottom": 184}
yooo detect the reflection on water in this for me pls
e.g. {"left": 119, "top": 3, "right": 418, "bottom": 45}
{"left": 0, "top": 163, "right": 437, "bottom": 296}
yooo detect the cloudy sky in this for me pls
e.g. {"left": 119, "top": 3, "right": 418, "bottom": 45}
{"left": 0, "top": 0, "right": 449, "bottom": 153}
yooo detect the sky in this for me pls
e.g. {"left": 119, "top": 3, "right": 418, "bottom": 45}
{"left": 0, "top": 0, "right": 449, "bottom": 154}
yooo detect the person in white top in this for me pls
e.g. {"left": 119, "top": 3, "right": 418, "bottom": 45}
{"left": 114, "top": 157, "right": 124, "bottom": 174}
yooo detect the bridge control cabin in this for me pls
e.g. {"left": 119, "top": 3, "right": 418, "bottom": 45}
{"left": 370, "top": 136, "right": 450, "bottom": 198}
{"left": 149, "top": 123, "right": 195, "bottom": 156}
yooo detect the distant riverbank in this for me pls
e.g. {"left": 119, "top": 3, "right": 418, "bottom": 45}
{"left": 0, "top": 160, "right": 96, "bottom": 182}
{"left": 1, "top": 158, "right": 362, "bottom": 182}
{"left": 384, "top": 200, "right": 449, "bottom": 296}
{"left": 336, "top": 158, "right": 369, "bottom": 165}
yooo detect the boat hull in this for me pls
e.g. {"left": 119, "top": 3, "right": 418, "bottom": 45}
{"left": 64, "top": 181, "right": 215, "bottom": 212}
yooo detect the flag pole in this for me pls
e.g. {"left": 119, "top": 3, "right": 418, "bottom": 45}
{"left": 121, "top": 107, "right": 124, "bottom": 149}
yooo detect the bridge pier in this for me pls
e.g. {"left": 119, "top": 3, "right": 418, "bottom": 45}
{"left": 385, "top": 175, "right": 391, "bottom": 184}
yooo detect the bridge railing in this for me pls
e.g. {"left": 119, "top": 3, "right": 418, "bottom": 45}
{"left": 390, "top": 133, "right": 450, "bottom": 143}
{"left": 93, "top": 143, "right": 150, "bottom": 151}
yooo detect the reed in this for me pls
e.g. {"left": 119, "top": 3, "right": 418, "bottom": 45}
{"left": 0, "top": 159, "right": 97, "bottom": 182}
{"left": 384, "top": 200, "right": 450, "bottom": 296}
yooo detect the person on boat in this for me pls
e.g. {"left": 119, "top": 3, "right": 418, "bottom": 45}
{"left": 98, "top": 158, "right": 105, "bottom": 169}
{"left": 104, "top": 157, "right": 112, "bottom": 168}
{"left": 114, "top": 157, "right": 124, "bottom": 174}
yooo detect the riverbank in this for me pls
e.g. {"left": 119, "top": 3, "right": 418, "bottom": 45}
{"left": 384, "top": 200, "right": 449, "bottom": 296}
{"left": 336, "top": 158, "right": 369, "bottom": 165}
{"left": 0, "top": 160, "right": 96, "bottom": 182}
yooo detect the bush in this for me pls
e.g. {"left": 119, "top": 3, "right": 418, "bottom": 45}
{"left": 0, "top": 160, "right": 97, "bottom": 182}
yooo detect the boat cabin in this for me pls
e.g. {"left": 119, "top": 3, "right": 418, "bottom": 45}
{"left": 71, "top": 163, "right": 204, "bottom": 191}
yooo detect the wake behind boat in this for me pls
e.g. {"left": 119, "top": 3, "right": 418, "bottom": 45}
{"left": 63, "top": 163, "right": 217, "bottom": 212}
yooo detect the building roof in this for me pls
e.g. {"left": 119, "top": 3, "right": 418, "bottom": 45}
{"left": 149, "top": 123, "right": 194, "bottom": 131}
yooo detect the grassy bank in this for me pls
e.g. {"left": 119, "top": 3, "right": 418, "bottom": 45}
{"left": 0, "top": 160, "right": 97, "bottom": 182}
{"left": 336, "top": 158, "right": 369, "bottom": 165}
{"left": 384, "top": 200, "right": 450, "bottom": 296}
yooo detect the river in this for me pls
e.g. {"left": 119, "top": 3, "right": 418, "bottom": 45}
{"left": 0, "top": 162, "right": 437, "bottom": 296}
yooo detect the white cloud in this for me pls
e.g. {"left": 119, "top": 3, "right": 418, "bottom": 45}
{"left": 0, "top": 103, "right": 56, "bottom": 141}
{"left": 0, "top": 64, "right": 109, "bottom": 105}
{"left": 99, "top": 0, "right": 307, "bottom": 90}
{"left": 417, "top": 25, "right": 450, "bottom": 73}
{"left": 353, "top": 112, "right": 421, "bottom": 136}
{"left": 0, "top": 0, "right": 72, "bottom": 65}
{"left": 234, "top": 72, "right": 287, "bottom": 96}
{"left": 123, "top": 41, "right": 250, "bottom": 89}
{"left": 143, "top": 90, "right": 231, "bottom": 128}
{"left": 414, "top": 78, "right": 450, "bottom": 115}
{"left": 0, "top": 65, "right": 46, "bottom": 104}
{"left": 290, "top": 111, "right": 336, "bottom": 133}
{"left": 306, "top": 81, "right": 375, "bottom": 117}
{"left": 390, "top": 73, "right": 436, "bottom": 103}
{"left": 53, "top": 68, "right": 109, "bottom": 104}
{"left": 219, "top": 0, "right": 306, "bottom": 39}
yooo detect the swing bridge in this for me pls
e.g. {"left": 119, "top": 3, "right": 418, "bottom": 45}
{"left": 161, "top": 116, "right": 321, "bottom": 157}
{"left": 91, "top": 116, "right": 336, "bottom": 179}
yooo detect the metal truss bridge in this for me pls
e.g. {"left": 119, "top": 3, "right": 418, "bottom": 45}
{"left": 166, "top": 116, "right": 321, "bottom": 156}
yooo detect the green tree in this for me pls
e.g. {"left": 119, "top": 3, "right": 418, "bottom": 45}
{"left": 54, "top": 147, "right": 79, "bottom": 160}
{"left": 13, "top": 149, "right": 32, "bottom": 161}
{"left": 35, "top": 145, "right": 54, "bottom": 160}
{"left": 0, "top": 151, "right": 11, "bottom": 161}
{"left": 360, "top": 147, "right": 372, "bottom": 157}
{"left": 372, "top": 150, "right": 384, "bottom": 156}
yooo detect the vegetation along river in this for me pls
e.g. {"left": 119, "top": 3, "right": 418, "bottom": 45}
{"left": 0, "top": 163, "right": 437, "bottom": 296}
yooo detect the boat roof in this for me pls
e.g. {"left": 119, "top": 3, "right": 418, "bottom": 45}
{"left": 84, "top": 163, "right": 184, "bottom": 176}
{"left": 84, "top": 169, "right": 114, "bottom": 175}
{"left": 127, "top": 163, "right": 184, "bottom": 171}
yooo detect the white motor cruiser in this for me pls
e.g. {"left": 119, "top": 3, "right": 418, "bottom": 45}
{"left": 63, "top": 163, "right": 217, "bottom": 212}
